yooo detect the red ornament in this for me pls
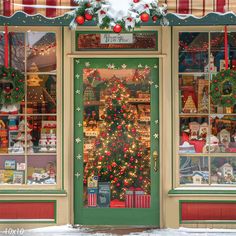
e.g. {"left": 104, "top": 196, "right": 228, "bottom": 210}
{"left": 117, "top": 125, "right": 122, "bottom": 130}
{"left": 75, "top": 16, "right": 85, "bottom": 25}
{"left": 98, "top": 156, "right": 103, "bottom": 161}
{"left": 152, "top": 15, "right": 158, "bottom": 22}
{"left": 124, "top": 180, "right": 129, "bottom": 186}
{"left": 133, "top": 0, "right": 139, "bottom": 2}
{"left": 113, "top": 24, "right": 122, "bottom": 33}
{"left": 110, "top": 175, "right": 113, "bottom": 179}
{"left": 3, "top": 73, "right": 6, "bottom": 77}
{"left": 4, "top": 86, "right": 11, "bottom": 93}
{"left": 215, "top": 88, "right": 219, "bottom": 91}
{"left": 227, "top": 99, "right": 231, "bottom": 103}
{"left": 112, "top": 162, "right": 117, "bottom": 167}
{"left": 116, "top": 183, "right": 120, "bottom": 187}
{"left": 86, "top": 3, "right": 91, "bottom": 7}
{"left": 214, "top": 80, "right": 218, "bottom": 83}
{"left": 124, "top": 147, "right": 128, "bottom": 152}
{"left": 131, "top": 128, "right": 136, "bottom": 133}
{"left": 139, "top": 176, "right": 143, "bottom": 181}
{"left": 15, "top": 87, "right": 19, "bottom": 91}
{"left": 114, "top": 177, "right": 118, "bottom": 182}
{"left": 85, "top": 12, "right": 93, "bottom": 21}
{"left": 101, "top": 115, "right": 105, "bottom": 119}
{"left": 11, "top": 73, "right": 15, "bottom": 77}
{"left": 141, "top": 13, "right": 149, "bottom": 22}
{"left": 106, "top": 151, "right": 111, "bottom": 156}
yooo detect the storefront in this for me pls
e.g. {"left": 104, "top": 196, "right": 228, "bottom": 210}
{"left": 0, "top": 0, "right": 236, "bottom": 229}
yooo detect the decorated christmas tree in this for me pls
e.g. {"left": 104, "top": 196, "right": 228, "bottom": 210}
{"left": 13, "top": 120, "right": 33, "bottom": 154}
{"left": 84, "top": 76, "right": 150, "bottom": 200}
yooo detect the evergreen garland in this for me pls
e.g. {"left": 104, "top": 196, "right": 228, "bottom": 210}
{"left": 0, "top": 65, "right": 25, "bottom": 105}
{"left": 210, "top": 69, "right": 236, "bottom": 107}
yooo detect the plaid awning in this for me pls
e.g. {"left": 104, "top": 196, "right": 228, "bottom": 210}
{"left": 0, "top": 0, "right": 235, "bottom": 18}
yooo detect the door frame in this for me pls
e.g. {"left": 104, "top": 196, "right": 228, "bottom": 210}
{"left": 73, "top": 56, "right": 161, "bottom": 226}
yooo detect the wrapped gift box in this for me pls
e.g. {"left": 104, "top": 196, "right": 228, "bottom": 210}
{"left": 134, "top": 188, "right": 151, "bottom": 208}
{"left": 125, "top": 187, "right": 135, "bottom": 208}
{"left": 87, "top": 188, "right": 98, "bottom": 207}
{"left": 110, "top": 199, "right": 125, "bottom": 208}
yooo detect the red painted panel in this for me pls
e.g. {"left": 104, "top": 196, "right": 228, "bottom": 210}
{"left": 46, "top": 0, "right": 57, "bottom": 18}
{"left": 182, "top": 202, "right": 236, "bottom": 221}
{"left": 0, "top": 202, "right": 55, "bottom": 219}
{"left": 23, "top": 0, "right": 36, "bottom": 15}
{"left": 178, "top": 0, "right": 190, "bottom": 14}
{"left": 3, "top": 0, "right": 11, "bottom": 16}
{"left": 216, "top": 0, "right": 226, "bottom": 13}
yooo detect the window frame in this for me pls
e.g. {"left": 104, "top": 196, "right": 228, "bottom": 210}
{"left": 0, "top": 26, "right": 62, "bottom": 190}
{"left": 173, "top": 26, "right": 236, "bottom": 189}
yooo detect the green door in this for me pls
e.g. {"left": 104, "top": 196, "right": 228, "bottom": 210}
{"left": 74, "top": 58, "right": 159, "bottom": 226}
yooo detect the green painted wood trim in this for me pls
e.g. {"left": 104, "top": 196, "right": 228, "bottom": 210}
{"left": 0, "top": 200, "right": 56, "bottom": 224}
{"left": 179, "top": 200, "right": 236, "bottom": 224}
{"left": 169, "top": 189, "right": 236, "bottom": 195}
{"left": 75, "top": 31, "right": 158, "bottom": 51}
{"left": 74, "top": 58, "right": 160, "bottom": 226}
{"left": 0, "top": 190, "right": 67, "bottom": 195}
{"left": 1, "top": 12, "right": 236, "bottom": 27}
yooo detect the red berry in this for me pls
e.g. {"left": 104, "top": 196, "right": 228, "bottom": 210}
{"left": 85, "top": 13, "right": 93, "bottom": 21}
{"left": 152, "top": 15, "right": 158, "bottom": 22}
{"left": 75, "top": 16, "right": 85, "bottom": 25}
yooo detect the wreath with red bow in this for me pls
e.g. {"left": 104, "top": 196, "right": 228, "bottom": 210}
{"left": 0, "top": 65, "right": 25, "bottom": 105}
{"left": 210, "top": 69, "right": 236, "bottom": 107}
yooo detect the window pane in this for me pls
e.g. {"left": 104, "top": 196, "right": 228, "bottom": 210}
{"left": 179, "top": 74, "right": 209, "bottom": 114}
{"left": 179, "top": 116, "right": 209, "bottom": 154}
{"left": 27, "top": 116, "right": 56, "bottom": 154}
{"left": 27, "top": 74, "right": 56, "bottom": 114}
{"left": 211, "top": 157, "right": 236, "bottom": 185}
{"left": 0, "top": 155, "right": 25, "bottom": 184}
{"left": 210, "top": 115, "right": 236, "bottom": 153}
{"left": 10, "top": 32, "right": 25, "bottom": 72}
{"left": 0, "top": 116, "right": 26, "bottom": 154}
{"left": 180, "top": 156, "right": 209, "bottom": 185}
{"left": 179, "top": 32, "right": 208, "bottom": 73}
{"left": 27, "top": 155, "right": 56, "bottom": 184}
{"left": 26, "top": 32, "right": 56, "bottom": 73}
{"left": 83, "top": 68, "right": 151, "bottom": 208}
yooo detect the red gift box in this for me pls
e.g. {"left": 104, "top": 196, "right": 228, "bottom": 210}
{"left": 134, "top": 188, "right": 151, "bottom": 208}
{"left": 125, "top": 187, "right": 135, "bottom": 208}
{"left": 87, "top": 188, "right": 97, "bottom": 207}
{"left": 110, "top": 199, "right": 125, "bottom": 208}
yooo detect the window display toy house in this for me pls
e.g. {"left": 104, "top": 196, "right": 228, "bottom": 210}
{"left": 203, "top": 135, "right": 220, "bottom": 153}
{"left": 192, "top": 171, "right": 209, "bottom": 185}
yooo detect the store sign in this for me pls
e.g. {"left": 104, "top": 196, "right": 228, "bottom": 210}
{"left": 100, "top": 34, "right": 133, "bottom": 44}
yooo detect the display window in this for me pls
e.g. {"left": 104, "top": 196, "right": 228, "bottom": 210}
{"left": 0, "top": 29, "right": 58, "bottom": 186}
{"left": 177, "top": 29, "right": 236, "bottom": 186}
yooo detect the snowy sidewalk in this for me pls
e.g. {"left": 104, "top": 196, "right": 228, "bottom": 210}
{"left": 3, "top": 225, "right": 235, "bottom": 236}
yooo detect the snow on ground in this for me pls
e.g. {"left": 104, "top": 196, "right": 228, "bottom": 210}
{"left": 2, "top": 225, "right": 236, "bottom": 236}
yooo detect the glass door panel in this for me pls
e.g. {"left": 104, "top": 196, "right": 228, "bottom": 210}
{"left": 83, "top": 68, "right": 151, "bottom": 208}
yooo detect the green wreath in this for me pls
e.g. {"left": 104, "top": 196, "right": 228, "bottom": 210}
{"left": 0, "top": 65, "right": 25, "bottom": 105}
{"left": 211, "top": 69, "right": 236, "bottom": 107}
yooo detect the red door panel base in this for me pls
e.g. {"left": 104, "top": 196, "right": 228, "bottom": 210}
{"left": 0, "top": 202, "right": 55, "bottom": 220}
{"left": 182, "top": 202, "right": 236, "bottom": 221}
